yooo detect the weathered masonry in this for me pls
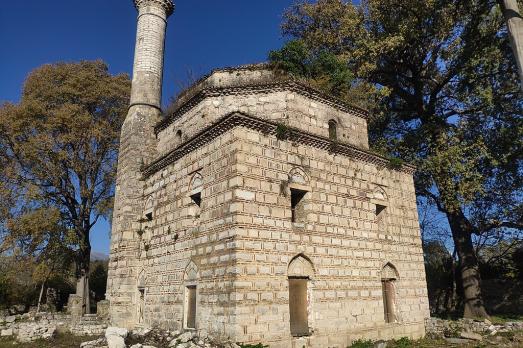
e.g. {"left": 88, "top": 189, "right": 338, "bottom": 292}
{"left": 106, "top": 1, "right": 430, "bottom": 347}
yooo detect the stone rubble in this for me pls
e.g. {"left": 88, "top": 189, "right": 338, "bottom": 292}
{"left": 426, "top": 317, "right": 523, "bottom": 342}
{"left": 80, "top": 327, "right": 243, "bottom": 348}
{"left": 0, "top": 311, "right": 108, "bottom": 342}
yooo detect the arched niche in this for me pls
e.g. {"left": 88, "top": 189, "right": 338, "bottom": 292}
{"left": 372, "top": 186, "right": 388, "bottom": 202}
{"left": 381, "top": 262, "right": 399, "bottom": 280}
{"left": 381, "top": 262, "right": 399, "bottom": 323}
{"left": 289, "top": 167, "right": 310, "bottom": 187}
{"left": 189, "top": 172, "right": 203, "bottom": 195}
{"left": 288, "top": 254, "right": 315, "bottom": 279}
{"left": 288, "top": 254, "right": 315, "bottom": 337}
{"left": 137, "top": 269, "right": 147, "bottom": 289}
{"left": 184, "top": 260, "right": 199, "bottom": 283}
{"left": 143, "top": 196, "right": 154, "bottom": 221}
{"left": 183, "top": 260, "right": 199, "bottom": 329}
{"left": 189, "top": 172, "right": 203, "bottom": 208}
{"left": 328, "top": 119, "right": 338, "bottom": 140}
{"left": 288, "top": 168, "right": 311, "bottom": 224}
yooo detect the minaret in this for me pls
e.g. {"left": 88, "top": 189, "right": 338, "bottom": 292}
{"left": 106, "top": 0, "right": 174, "bottom": 328}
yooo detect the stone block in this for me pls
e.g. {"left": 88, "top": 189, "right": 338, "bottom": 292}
{"left": 0, "top": 328, "right": 13, "bottom": 337}
{"left": 106, "top": 335, "right": 125, "bottom": 348}
{"left": 97, "top": 300, "right": 110, "bottom": 320}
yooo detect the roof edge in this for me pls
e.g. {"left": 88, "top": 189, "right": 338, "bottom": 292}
{"left": 145, "top": 111, "right": 414, "bottom": 178}
{"left": 157, "top": 77, "right": 371, "bottom": 133}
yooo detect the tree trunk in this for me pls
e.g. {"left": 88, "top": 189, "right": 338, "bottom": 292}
{"left": 499, "top": 0, "right": 523, "bottom": 91}
{"left": 36, "top": 281, "right": 45, "bottom": 313}
{"left": 446, "top": 209, "right": 489, "bottom": 319}
{"left": 76, "top": 231, "right": 91, "bottom": 315}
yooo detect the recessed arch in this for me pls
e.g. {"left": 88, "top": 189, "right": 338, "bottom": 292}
{"left": 381, "top": 262, "right": 399, "bottom": 323}
{"left": 373, "top": 186, "right": 388, "bottom": 202}
{"left": 288, "top": 167, "right": 309, "bottom": 186}
{"left": 143, "top": 196, "right": 154, "bottom": 221}
{"left": 288, "top": 254, "right": 315, "bottom": 278}
{"left": 189, "top": 172, "right": 203, "bottom": 194}
{"left": 137, "top": 269, "right": 147, "bottom": 289}
{"left": 183, "top": 260, "right": 199, "bottom": 329}
{"left": 328, "top": 119, "right": 338, "bottom": 140}
{"left": 381, "top": 262, "right": 399, "bottom": 280}
{"left": 184, "top": 260, "right": 199, "bottom": 282}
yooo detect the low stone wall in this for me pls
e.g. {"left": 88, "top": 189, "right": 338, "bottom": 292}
{"left": 0, "top": 312, "right": 108, "bottom": 342}
{"left": 426, "top": 317, "right": 523, "bottom": 340}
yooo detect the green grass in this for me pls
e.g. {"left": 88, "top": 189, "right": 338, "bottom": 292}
{"left": 238, "top": 344, "right": 269, "bottom": 348}
{"left": 489, "top": 314, "right": 523, "bottom": 324}
{"left": 347, "top": 339, "right": 374, "bottom": 348}
{"left": 0, "top": 332, "right": 98, "bottom": 348}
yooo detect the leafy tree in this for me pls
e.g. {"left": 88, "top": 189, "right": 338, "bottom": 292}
{"left": 0, "top": 61, "right": 130, "bottom": 314}
{"left": 90, "top": 261, "right": 108, "bottom": 304}
{"left": 270, "top": 0, "right": 523, "bottom": 318}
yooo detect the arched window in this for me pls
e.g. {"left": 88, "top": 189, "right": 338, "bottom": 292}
{"left": 143, "top": 196, "right": 154, "bottom": 221}
{"left": 328, "top": 120, "right": 337, "bottom": 140}
{"left": 381, "top": 263, "right": 399, "bottom": 323}
{"left": 189, "top": 172, "right": 203, "bottom": 215}
{"left": 288, "top": 167, "right": 310, "bottom": 223}
{"left": 176, "top": 130, "right": 182, "bottom": 143}
{"left": 288, "top": 255, "right": 314, "bottom": 337}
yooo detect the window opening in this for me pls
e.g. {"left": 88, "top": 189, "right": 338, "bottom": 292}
{"left": 137, "top": 288, "right": 145, "bottom": 324}
{"left": 185, "top": 285, "right": 197, "bottom": 329}
{"left": 191, "top": 192, "right": 201, "bottom": 208}
{"left": 376, "top": 204, "right": 386, "bottom": 217}
{"left": 328, "top": 120, "right": 337, "bottom": 140}
{"left": 289, "top": 277, "right": 309, "bottom": 336}
{"left": 376, "top": 204, "right": 387, "bottom": 231}
{"left": 291, "top": 189, "right": 307, "bottom": 223}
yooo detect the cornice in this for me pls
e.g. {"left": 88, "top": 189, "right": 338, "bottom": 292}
{"left": 155, "top": 81, "right": 370, "bottom": 134}
{"left": 143, "top": 112, "right": 415, "bottom": 178}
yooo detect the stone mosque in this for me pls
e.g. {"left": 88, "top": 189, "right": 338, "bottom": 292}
{"left": 106, "top": 1, "right": 430, "bottom": 347}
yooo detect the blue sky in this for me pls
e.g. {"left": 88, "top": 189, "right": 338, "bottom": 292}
{"left": 0, "top": 0, "right": 294, "bottom": 254}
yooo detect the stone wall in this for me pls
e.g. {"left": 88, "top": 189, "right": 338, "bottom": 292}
{"left": 124, "top": 119, "right": 428, "bottom": 347}
{"left": 224, "top": 127, "right": 428, "bottom": 347}
{"left": 0, "top": 312, "right": 108, "bottom": 342}
{"left": 125, "top": 129, "right": 241, "bottom": 336}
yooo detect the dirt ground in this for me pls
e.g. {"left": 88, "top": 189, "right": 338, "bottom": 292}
{"left": 0, "top": 331, "right": 522, "bottom": 348}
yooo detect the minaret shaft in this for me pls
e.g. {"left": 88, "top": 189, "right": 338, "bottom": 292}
{"left": 106, "top": 0, "right": 174, "bottom": 328}
{"left": 131, "top": 4, "right": 169, "bottom": 109}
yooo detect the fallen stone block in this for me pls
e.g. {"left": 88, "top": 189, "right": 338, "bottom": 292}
{"left": 106, "top": 334, "right": 126, "bottom": 348}
{"left": 0, "top": 328, "right": 13, "bottom": 337}
{"left": 80, "top": 337, "right": 107, "bottom": 348}
{"left": 460, "top": 331, "right": 483, "bottom": 341}
{"left": 5, "top": 316, "right": 16, "bottom": 323}
{"left": 178, "top": 331, "right": 195, "bottom": 343}
{"left": 444, "top": 337, "right": 473, "bottom": 344}
{"left": 105, "top": 326, "right": 129, "bottom": 338}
